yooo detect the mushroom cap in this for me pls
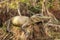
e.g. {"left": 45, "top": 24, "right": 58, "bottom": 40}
{"left": 12, "top": 16, "right": 29, "bottom": 26}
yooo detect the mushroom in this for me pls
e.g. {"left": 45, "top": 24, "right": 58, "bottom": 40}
{"left": 11, "top": 16, "right": 29, "bottom": 26}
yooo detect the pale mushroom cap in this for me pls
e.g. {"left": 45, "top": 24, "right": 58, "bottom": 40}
{"left": 12, "top": 16, "right": 29, "bottom": 26}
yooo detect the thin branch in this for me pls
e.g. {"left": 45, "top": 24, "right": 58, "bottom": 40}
{"left": 17, "top": 2, "right": 21, "bottom": 16}
{"left": 46, "top": 23, "right": 60, "bottom": 27}
{"left": 45, "top": 0, "right": 59, "bottom": 22}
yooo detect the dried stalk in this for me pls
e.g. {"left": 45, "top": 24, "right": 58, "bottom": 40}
{"left": 2, "top": 33, "right": 9, "bottom": 40}
{"left": 46, "top": 23, "right": 60, "bottom": 27}
{"left": 17, "top": 2, "right": 21, "bottom": 16}
{"left": 45, "top": 0, "right": 59, "bottom": 23}
{"left": 41, "top": 0, "right": 45, "bottom": 16}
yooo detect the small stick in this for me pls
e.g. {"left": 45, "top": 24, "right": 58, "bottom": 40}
{"left": 6, "top": 20, "right": 11, "bottom": 33}
{"left": 47, "top": 23, "right": 60, "bottom": 27}
{"left": 17, "top": 2, "right": 21, "bottom": 16}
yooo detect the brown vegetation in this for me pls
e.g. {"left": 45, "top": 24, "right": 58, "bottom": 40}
{"left": 0, "top": 0, "right": 60, "bottom": 40}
